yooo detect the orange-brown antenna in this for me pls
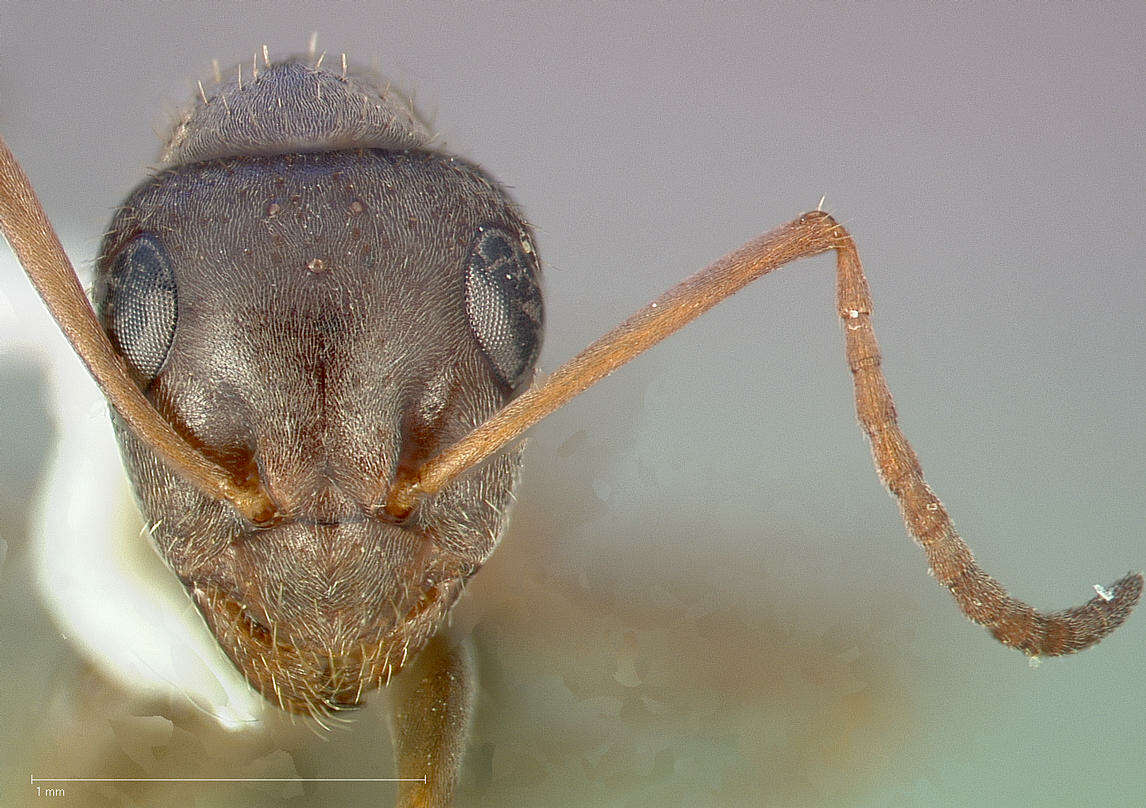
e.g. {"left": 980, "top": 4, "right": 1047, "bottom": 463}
{"left": 0, "top": 135, "right": 276, "bottom": 525}
{"left": 390, "top": 209, "right": 1141, "bottom": 656}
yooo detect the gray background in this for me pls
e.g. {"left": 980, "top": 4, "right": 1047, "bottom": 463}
{"left": 1, "top": 2, "right": 1143, "bottom": 806}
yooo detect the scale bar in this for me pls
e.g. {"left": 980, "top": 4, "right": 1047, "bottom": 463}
{"left": 32, "top": 776, "right": 425, "bottom": 783}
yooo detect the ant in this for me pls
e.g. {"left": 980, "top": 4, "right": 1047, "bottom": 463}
{"left": 0, "top": 47, "right": 1139, "bottom": 807}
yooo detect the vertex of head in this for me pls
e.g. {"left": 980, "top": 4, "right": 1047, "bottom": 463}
{"left": 161, "top": 56, "right": 432, "bottom": 166}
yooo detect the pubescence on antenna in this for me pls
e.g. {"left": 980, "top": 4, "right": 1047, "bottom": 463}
{"left": 387, "top": 210, "right": 1141, "bottom": 656}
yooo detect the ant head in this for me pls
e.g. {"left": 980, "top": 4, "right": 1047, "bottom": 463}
{"left": 90, "top": 57, "right": 543, "bottom": 714}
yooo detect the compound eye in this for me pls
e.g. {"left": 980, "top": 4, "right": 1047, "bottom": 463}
{"left": 464, "top": 225, "right": 543, "bottom": 392}
{"left": 104, "top": 234, "right": 178, "bottom": 380}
